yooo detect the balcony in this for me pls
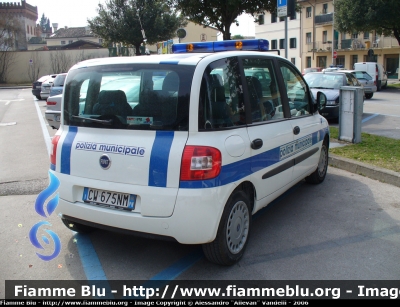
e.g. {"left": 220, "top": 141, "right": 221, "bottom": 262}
{"left": 306, "top": 36, "right": 399, "bottom": 54}
{"left": 315, "top": 13, "right": 333, "bottom": 25}
{"left": 306, "top": 41, "right": 334, "bottom": 52}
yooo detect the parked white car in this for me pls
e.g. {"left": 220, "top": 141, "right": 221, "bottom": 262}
{"left": 50, "top": 39, "right": 329, "bottom": 266}
{"left": 353, "top": 62, "right": 388, "bottom": 91}
{"left": 45, "top": 94, "right": 62, "bottom": 129}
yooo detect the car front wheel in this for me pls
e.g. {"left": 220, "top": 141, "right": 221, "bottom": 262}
{"left": 202, "top": 191, "right": 252, "bottom": 266}
{"left": 365, "top": 93, "right": 373, "bottom": 99}
{"left": 305, "top": 141, "right": 328, "bottom": 184}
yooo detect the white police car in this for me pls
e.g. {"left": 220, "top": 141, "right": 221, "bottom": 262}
{"left": 51, "top": 39, "right": 329, "bottom": 266}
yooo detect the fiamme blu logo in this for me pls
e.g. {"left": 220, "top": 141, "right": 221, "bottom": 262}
{"left": 29, "top": 171, "right": 61, "bottom": 261}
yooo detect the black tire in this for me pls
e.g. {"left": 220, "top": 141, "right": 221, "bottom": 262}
{"left": 377, "top": 81, "right": 382, "bottom": 91}
{"left": 305, "top": 141, "right": 328, "bottom": 184}
{"left": 61, "top": 217, "right": 95, "bottom": 234}
{"left": 365, "top": 93, "right": 373, "bottom": 99}
{"left": 202, "top": 191, "right": 252, "bottom": 266}
{"left": 35, "top": 95, "right": 41, "bottom": 100}
{"left": 382, "top": 80, "right": 387, "bottom": 89}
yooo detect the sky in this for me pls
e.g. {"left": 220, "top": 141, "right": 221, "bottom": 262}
{"left": 26, "top": 0, "right": 255, "bottom": 36}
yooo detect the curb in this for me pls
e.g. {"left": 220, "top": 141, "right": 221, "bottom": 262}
{"left": 0, "top": 86, "right": 31, "bottom": 89}
{"left": 328, "top": 153, "right": 400, "bottom": 188}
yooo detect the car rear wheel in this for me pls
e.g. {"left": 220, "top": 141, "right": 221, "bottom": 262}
{"left": 377, "top": 81, "right": 382, "bottom": 91}
{"left": 202, "top": 191, "right": 251, "bottom": 266}
{"left": 365, "top": 93, "right": 373, "bottom": 99}
{"left": 61, "top": 217, "right": 95, "bottom": 233}
{"left": 305, "top": 141, "right": 328, "bottom": 184}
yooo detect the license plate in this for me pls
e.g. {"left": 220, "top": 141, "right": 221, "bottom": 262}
{"left": 83, "top": 187, "right": 136, "bottom": 209}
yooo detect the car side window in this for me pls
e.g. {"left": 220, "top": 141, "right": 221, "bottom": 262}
{"left": 279, "top": 61, "right": 311, "bottom": 118}
{"left": 242, "top": 57, "right": 283, "bottom": 122}
{"left": 198, "top": 57, "right": 245, "bottom": 130}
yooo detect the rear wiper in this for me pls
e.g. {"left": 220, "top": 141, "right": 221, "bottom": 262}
{"left": 72, "top": 115, "right": 113, "bottom": 125}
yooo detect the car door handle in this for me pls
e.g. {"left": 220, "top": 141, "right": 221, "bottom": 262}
{"left": 293, "top": 126, "right": 300, "bottom": 135}
{"left": 251, "top": 138, "right": 263, "bottom": 150}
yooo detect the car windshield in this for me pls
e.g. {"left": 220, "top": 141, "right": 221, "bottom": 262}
{"left": 304, "top": 73, "right": 342, "bottom": 89}
{"left": 63, "top": 64, "right": 194, "bottom": 131}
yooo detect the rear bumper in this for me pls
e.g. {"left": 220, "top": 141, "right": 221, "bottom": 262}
{"left": 40, "top": 92, "right": 50, "bottom": 100}
{"left": 54, "top": 171, "right": 232, "bottom": 244}
{"left": 363, "top": 86, "right": 377, "bottom": 93}
{"left": 45, "top": 111, "right": 60, "bottom": 129}
{"left": 319, "top": 105, "right": 339, "bottom": 120}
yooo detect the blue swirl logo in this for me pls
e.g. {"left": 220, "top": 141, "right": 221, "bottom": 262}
{"left": 29, "top": 171, "right": 61, "bottom": 261}
{"left": 29, "top": 221, "right": 61, "bottom": 261}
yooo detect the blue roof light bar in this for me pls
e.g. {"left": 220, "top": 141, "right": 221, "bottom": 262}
{"left": 172, "top": 39, "right": 270, "bottom": 54}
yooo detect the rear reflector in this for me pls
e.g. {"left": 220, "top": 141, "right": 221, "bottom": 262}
{"left": 50, "top": 135, "right": 61, "bottom": 166}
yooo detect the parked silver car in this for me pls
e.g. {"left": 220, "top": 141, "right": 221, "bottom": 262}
{"left": 40, "top": 74, "right": 58, "bottom": 100}
{"left": 340, "top": 70, "right": 377, "bottom": 99}
{"left": 45, "top": 94, "right": 62, "bottom": 129}
{"left": 303, "top": 71, "right": 363, "bottom": 121}
{"left": 49, "top": 73, "right": 67, "bottom": 97}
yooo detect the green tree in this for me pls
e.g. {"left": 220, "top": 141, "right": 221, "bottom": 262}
{"left": 334, "top": 0, "right": 400, "bottom": 45}
{"left": 39, "top": 13, "right": 48, "bottom": 32}
{"left": 170, "top": 0, "right": 277, "bottom": 40}
{"left": 88, "top": 0, "right": 185, "bottom": 56}
{"left": 0, "top": 12, "right": 22, "bottom": 83}
{"left": 232, "top": 34, "right": 244, "bottom": 39}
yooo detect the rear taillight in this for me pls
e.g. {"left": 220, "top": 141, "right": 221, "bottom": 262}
{"left": 47, "top": 100, "right": 57, "bottom": 105}
{"left": 376, "top": 66, "right": 378, "bottom": 85}
{"left": 180, "top": 146, "right": 221, "bottom": 181}
{"left": 50, "top": 135, "right": 61, "bottom": 166}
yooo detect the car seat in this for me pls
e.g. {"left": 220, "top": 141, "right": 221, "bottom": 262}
{"left": 92, "top": 90, "right": 133, "bottom": 117}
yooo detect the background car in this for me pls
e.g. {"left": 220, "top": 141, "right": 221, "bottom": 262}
{"left": 304, "top": 71, "right": 363, "bottom": 121}
{"left": 40, "top": 74, "right": 58, "bottom": 100}
{"left": 341, "top": 70, "right": 377, "bottom": 99}
{"left": 322, "top": 65, "right": 345, "bottom": 73}
{"left": 32, "top": 75, "right": 51, "bottom": 100}
{"left": 302, "top": 67, "right": 322, "bottom": 75}
{"left": 45, "top": 94, "right": 62, "bottom": 129}
{"left": 354, "top": 62, "right": 388, "bottom": 91}
{"left": 49, "top": 73, "right": 67, "bottom": 97}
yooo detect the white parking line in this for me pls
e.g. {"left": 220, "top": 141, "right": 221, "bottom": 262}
{"left": 34, "top": 99, "right": 52, "bottom": 156}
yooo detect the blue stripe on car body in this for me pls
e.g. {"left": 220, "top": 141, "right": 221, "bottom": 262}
{"left": 148, "top": 131, "right": 175, "bottom": 187}
{"left": 61, "top": 126, "right": 78, "bottom": 175}
{"left": 179, "top": 128, "right": 328, "bottom": 189}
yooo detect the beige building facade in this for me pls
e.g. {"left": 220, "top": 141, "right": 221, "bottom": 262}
{"left": 255, "top": 10, "right": 301, "bottom": 71}
{"left": 149, "top": 21, "right": 220, "bottom": 54}
{"left": 298, "top": 0, "right": 400, "bottom": 78}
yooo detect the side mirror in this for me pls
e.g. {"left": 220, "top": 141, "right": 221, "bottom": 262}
{"left": 314, "top": 91, "right": 327, "bottom": 112}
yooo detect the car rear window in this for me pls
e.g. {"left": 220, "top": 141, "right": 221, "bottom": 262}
{"left": 63, "top": 64, "right": 194, "bottom": 131}
{"left": 53, "top": 74, "right": 66, "bottom": 87}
